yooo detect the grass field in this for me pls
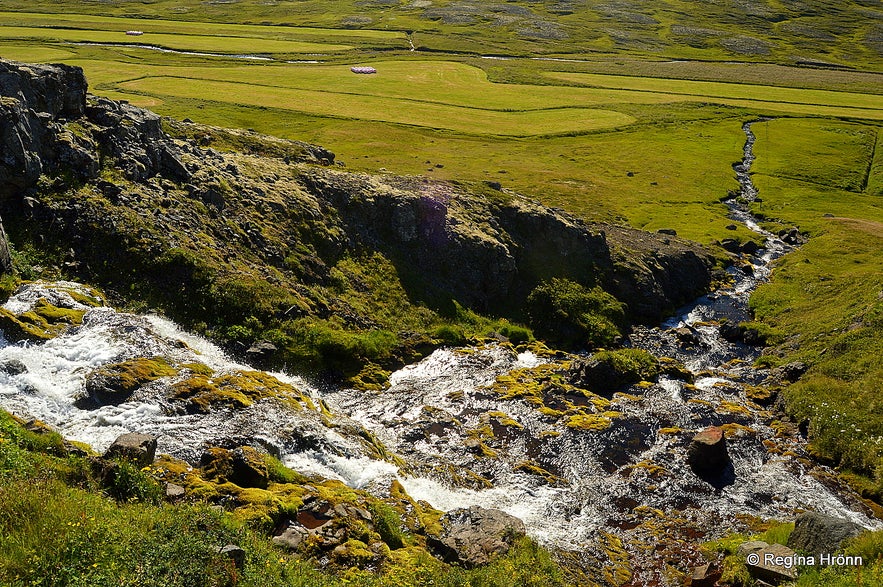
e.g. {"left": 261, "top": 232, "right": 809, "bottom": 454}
{"left": 3, "top": 0, "right": 882, "bottom": 69}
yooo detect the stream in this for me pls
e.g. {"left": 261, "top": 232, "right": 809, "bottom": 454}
{"left": 0, "top": 121, "right": 879, "bottom": 581}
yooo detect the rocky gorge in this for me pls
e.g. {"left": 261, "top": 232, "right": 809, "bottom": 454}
{"left": 0, "top": 58, "right": 881, "bottom": 586}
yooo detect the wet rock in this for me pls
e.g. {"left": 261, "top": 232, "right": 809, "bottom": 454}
{"left": 741, "top": 240, "right": 760, "bottom": 255}
{"left": 568, "top": 352, "right": 659, "bottom": 395}
{"left": 672, "top": 326, "right": 700, "bottom": 346}
{"left": 0, "top": 359, "right": 27, "bottom": 375}
{"left": 719, "top": 321, "right": 765, "bottom": 346}
{"left": 687, "top": 426, "right": 732, "bottom": 479}
{"left": 427, "top": 506, "right": 526, "bottom": 567}
{"left": 245, "top": 340, "right": 277, "bottom": 368}
{"left": 787, "top": 512, "right": 862, "bottom": 557}
{"left": 218, "top": 544, "right": 246, "bottom": 570}
{"left": 746, "top": 543, "right": 799, "bottom": 583}
{"left": 104, "top": 432, "right": 157, "bottom": 467}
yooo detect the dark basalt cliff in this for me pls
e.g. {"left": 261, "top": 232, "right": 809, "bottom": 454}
{"left": 0, "top": 58, "right": 716, "bottom": 371}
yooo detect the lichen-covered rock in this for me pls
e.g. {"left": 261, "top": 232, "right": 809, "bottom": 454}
{"left": 0, "top": 298, "right": 86, "bottom": 342}
{"left": 84, "top": 357, "right": 177, "bottom": 406}
{"left": 104, "top": 432, "right": 157, "bottom": 467}
{"left": 427, "top": 505, "right": 526, "bottom": 567}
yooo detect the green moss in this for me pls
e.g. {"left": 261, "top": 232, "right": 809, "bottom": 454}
{"left": 526, "top": 278, "right": 625, "bottom": 349}
{"left": 87, "top": 357, "right": 178, "bottom": 398}
{"left": 514, "top": 460, "right": 567, "bottom": 486}
{"left": 348, "top": 363, "right": 391, "bottom": 391}
{"left": 565, "top": 412, "right": 620, "bottom": 431}
{"left": 170, "top": 370, "right": 314, "bottom": 413}
{"left": 0, "top": 298, "right": 86, "bottom": 342}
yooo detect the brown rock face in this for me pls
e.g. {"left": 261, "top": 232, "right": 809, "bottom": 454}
{"left": 104, "top": 432, "right": 157, "bottom": 467}
{"left": 687, "top": 425, "right": 731, "bottom": 477}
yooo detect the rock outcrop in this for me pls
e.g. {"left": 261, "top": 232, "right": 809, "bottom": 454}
{"left": 427, "top": 506, "right": 526, "bottom": 567}
{"left": 104, "top": 432, "right": 158, "bottom": 467}
{"left": 787, "top": 512, "right": 862, "bottom": 557}
{"left": 0, "top": 58, "right": 717, "bottom": 371}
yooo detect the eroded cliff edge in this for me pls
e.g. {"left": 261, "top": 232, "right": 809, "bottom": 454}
{"left": 0, "top": 58, "right": 717, "bottom": 376}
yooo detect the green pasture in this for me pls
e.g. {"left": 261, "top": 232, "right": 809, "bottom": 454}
{"left": 3, "top": 0, "right": 882, "bottom": 70}
{"left": 0, "top": 11, "right": 405, "bottom": 41}
{"left": 746, "top": 118, "right": 883, "bottom": 498}
{"left": 0, "top": 25, "right": 354, "bottom": 55}
{"left": 118, "top": 75, "right": 636, "bottom": 136}
{"left": 547, "top": 72, "right": 883, "bottom": 114}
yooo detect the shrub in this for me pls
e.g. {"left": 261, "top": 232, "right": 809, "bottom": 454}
{"left": 526, "top": 279, "right": 625, "bottom": 349}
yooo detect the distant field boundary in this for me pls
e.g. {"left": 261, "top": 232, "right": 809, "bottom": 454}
{"left": 546, "top": 72, "right": 883, "bottom": 120}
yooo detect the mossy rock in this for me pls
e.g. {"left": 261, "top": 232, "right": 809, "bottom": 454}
{"left": 565, "top": 411, "right": 621, "bottom": 431}
{"left": 514, "top": 460, "right": 567, "bottom": 486}
{"left": 85, "top": 357, "right": 178, "bottom": 405}
{"left": 568, "top": 349, "right": 660, "bottom": 395}
{"left": 658, "top": 357, "right": 694, "bottom": 382}
{"left": 347, "top": 363, "right": 391, "bottom": 391}
{"left": 170, "top": 370, "right": 314, "bottom": 414}
{"left": 0, "top": 298, "right": 86, "bottom": 342}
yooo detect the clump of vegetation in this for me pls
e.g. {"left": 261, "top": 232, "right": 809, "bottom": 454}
{"left": 526, "top": 278, "right": 625, "bottom": 349}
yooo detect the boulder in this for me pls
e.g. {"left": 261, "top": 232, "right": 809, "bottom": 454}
{"left": 165, "top": 482, "right": 186, "bottom": 501}
{"left": 720, "top": 238, "right": 742, "bottom": 254}
{"left": 738, "top": 540, "right": 769, "bottom": 557}
{"left": 200, "top": 445, "right": 269, "bottom": 488}
{"left": 427, "top": 506, "right": 526, "bottom": 567}
{"left": 787, "top": 512, "right": 862, "bottom": 558}
{"left": 745, "top": 543, "right": 799, "bottom": 583}
{"left": 741, "top": 240, "right": 760, "bottom": 255}
{"left": 780, "top": 361, "right": 808, "bottom": 382}
{"left": 231, "top": 446, "right": 269, "bottom": 489}
{"left": 672, "top": 326, "right": 700, "bottom": 346}
{"left": 104, "top": 432, "right": 157, "bottom": 467}
{"left": 0, "top": 358, "right": 27, "bottom": 375}
{"left": 218, "top": 544, "right": 246, "bottom": 570}
{"left": 245, "top": 340, "right": 277, "bottom": 368}
{"left": 687, "top": 426, "right": 731, "bottom": 477}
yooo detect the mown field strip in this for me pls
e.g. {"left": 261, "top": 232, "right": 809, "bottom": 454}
{"left": 0, "top": 44, "right": 75, "bottom": 61}
{"left": 84, "top": 57, "right": 883, "bottom": 121}
{"left": 547, "top": 72, "right": 883, "bottom": 114}
{"left": 117, "top": 76, "right": 636, "bottom": 136}
{"left": 0, "top": 26, "right": 353, "bottom": 54}
{"left": 0, "top": 11, "right": 404, "bottom": 40}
